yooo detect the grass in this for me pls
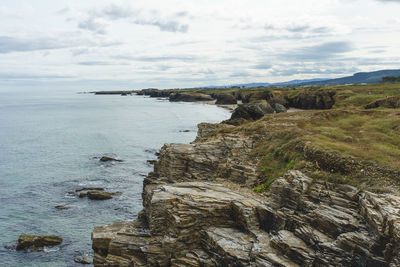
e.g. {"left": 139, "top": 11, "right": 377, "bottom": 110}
{"left": 304, "top": 111, "right": 400, "bottom": 169}
{"left": 192, "top": 83, "right": 400, "bottom": 191}
{"left": 206, "top": 108, "right": 400, "bottom": 192}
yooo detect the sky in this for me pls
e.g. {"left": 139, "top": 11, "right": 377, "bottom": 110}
{"left": 1, "top": 0, "right": 400, "bottom": 90}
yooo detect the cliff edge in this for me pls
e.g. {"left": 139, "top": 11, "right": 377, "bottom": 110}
{"left": 92, "top": 109, "right": 400, "bottom": 266}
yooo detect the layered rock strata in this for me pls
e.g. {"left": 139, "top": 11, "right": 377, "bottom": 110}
{"left": 92, "top": 122, "right": 400, "bottom": 266}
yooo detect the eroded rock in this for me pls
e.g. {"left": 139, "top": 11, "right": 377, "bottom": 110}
{"left": 16, "top": 234, "right": 62, "bottom": 251}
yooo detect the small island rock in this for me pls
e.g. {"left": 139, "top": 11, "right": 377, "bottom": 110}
{"left": 16, "top": 234, "right": 62, "bottom": 251}
{"left": 87, "top": 191, "right": 113, "bottom": 200}
{"left": 99, "top": 156, "right": 123, "bottom": 162}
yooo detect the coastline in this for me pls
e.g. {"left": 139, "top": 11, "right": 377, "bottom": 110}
{"left": 90, "top": 84, "right": 400, "bottom": 266}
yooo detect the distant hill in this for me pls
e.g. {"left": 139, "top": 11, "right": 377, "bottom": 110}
{"left": 198, "top": 69, "right": 400, "bottom": 89}
{"left": 300, "top": 69, "right": 400, "bottom": 86}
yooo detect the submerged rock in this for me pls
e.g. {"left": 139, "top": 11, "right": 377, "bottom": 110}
{"left": 74, "top": 255, "right": 93, "bottom": 264}
{"left": 16, "top": 234, "right": 62, "bottom": 251}
{"left": 99, "top": 156, "right": 123, "bottom": 162}
{"left": 55, "top": 205, "right": 70, "bottom": 210}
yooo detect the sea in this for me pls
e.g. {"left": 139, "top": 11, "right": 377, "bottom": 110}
{"left": 0, "top": 89, "right": 230, "bottom": 266}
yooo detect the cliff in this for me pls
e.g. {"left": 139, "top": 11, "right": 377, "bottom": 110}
{"left": 91, "top": 109, "right": 400, "bottom": 266}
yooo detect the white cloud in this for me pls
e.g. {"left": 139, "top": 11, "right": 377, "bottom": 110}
{"left": 0, "top": 0, "right": 399, "bottom": 89}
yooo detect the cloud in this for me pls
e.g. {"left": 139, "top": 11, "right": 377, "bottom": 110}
{"left": 280, "top": 41, "right": 353, "bottom": 61}
{"left": 375, "top": 0, "right": 400, "bottom": 2}
{"left": 78, "top": 61, "right": 130, "bottom": 66}
{"left": 250, "top": 64, "right": 272, "bottom": 70}
{"left": 112, "top": 55, "right": 200, "bottom": 62}
{"left": 77, "top": 4, "right": 190, "bottom": 34}
{"left": 0, "top": 73, "right": 72, "bottom": 80}
{"left": 78, "top": 17, "right": 108, "bottom": 35}
{"left": 0, "top": 34, "right": 120, "bottom": 54}
{"left": 0, "top": 36, "right": 68, "bottom": 53}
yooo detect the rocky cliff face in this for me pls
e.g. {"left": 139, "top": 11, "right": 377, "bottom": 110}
{"left": 92, "top": 121, "right": 400, "bottom": 266}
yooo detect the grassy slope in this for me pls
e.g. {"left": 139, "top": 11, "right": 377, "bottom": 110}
{"left": 199, "top": 83, "right": 400, "bottom": 192}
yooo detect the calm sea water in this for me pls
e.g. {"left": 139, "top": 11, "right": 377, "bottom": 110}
{"left": 0, "top": 89, "right": 230, "bottom": 266}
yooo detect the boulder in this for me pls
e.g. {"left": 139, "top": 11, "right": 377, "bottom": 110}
{"left": 230, "top": 102, "right": 275, "bottom": 121}
{"left": 16, "top": 234, "right": 62, "bottom": 251}
{"left": 99, "top": 156, "right": 123, "bottom": 162}
{"left": 274, "top": 103, "right": 287, "bottom": 113}
{"left": 87, "top": 191, "right": 113, "bottom": 200}
{"left": 365, "top": 96, "right": 400, "bottom": 109}
{"left": 169, "top": 92, "right": 213, "bottom": 102}
{"left": 215, "top": 94, "right": 237, "bottom": 104}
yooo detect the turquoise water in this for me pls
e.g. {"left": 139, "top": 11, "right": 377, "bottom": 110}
{"left": 0, "top": 89, "right": 230, "bottom": 266}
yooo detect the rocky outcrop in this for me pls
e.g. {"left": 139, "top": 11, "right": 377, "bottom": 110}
{"left": 16, "top": 234, "right": 62, "bottom": 251}
{"left": 365, "top": 96, "right": 400, "bottom": 109}
{"left": 94, "top": 91, "right": 133, "bottom": 95}
{"left": 288, "top": 89, "right": 335, "bottom": 109}
{"left": 137, "top": 89, "right": 174, "bottom": 98}
{"left": 242, "top": 90, "right": 287, "bottom": 107}
{"left": 215, "top": 94, "right": 237, "bottom": 105}
{"left": 229, "top": 102, "right": 275, "bottom": 121}
{"left": 92, "top": 169, "right": 400, "bottom": 266}
{"left": 169, "top": 93, "right": 213, "bottom": 102}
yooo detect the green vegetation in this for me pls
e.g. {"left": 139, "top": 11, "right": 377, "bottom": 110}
{"left": 191, "top": 82, "right": 400, "bottom": 192}
{"left": 305, "top": 111, "right": 400, "bottom": 168}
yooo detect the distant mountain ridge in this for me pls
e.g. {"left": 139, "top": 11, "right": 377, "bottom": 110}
{"left": 199, "top": 69, "right": 400, "bottom": 88}
{"left": 300, "top": 69, "right": 400, "bottom": 86}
